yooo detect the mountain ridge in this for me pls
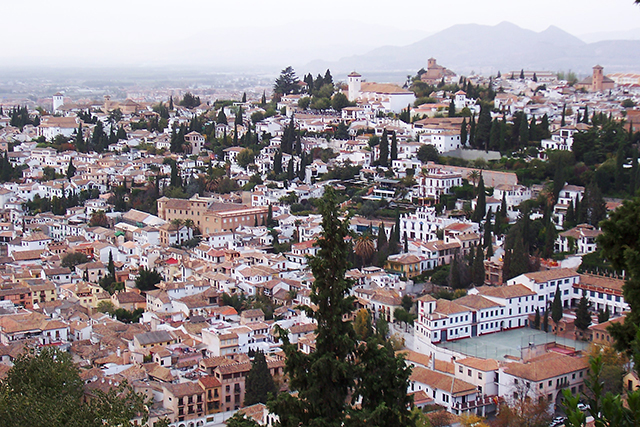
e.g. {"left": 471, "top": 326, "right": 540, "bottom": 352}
{"left": 305, "top": 22, "right": 640, "bottom": 79}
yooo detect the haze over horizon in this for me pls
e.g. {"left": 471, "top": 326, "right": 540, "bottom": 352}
{"left": 2, "top": 0, "right": 640, "bottom": 73}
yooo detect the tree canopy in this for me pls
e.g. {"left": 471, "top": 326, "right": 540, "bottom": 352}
{"left": 268, "top": 187, "right": 414, "bottom": 427}
{"left": 0, "top": 347, "right": 149, "bottom": 427}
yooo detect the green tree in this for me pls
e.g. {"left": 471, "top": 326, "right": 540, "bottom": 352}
{"left": 353, "top": 308, "right": 373, "bottom": 341}
{"left": 417, "top": 144, "right": 439, "bottom": 163}
{"left": 226, "top": 412, "right": 260, "bottom": 427}
{"left": 551, "top": 284, "right": 563, "bottom": 331}
{"left": 460, "top": 117, "right": 468, "bottom": 146}
{"left": 135, "top": 267, "right": 162, "bottom": 291}
{"left": 448, "top": 98, "right": 455, "bottom": 117}
{"left": 574, "top": 294, "right": 592, "bottom": 331}
{"left": 0, "top": 347, "right": 148, "bottom": 427}
{"left": 274, "top": 66, "right": 299, "bottom": 96}
{"left": 61, "top": 251, "right": 89, "bottom": 268}
{"left": 216, "top": 109, "right": 228, "bottom": 124}
{"left": 534, "top": 307, "right": 541, "bottom": 329}
{"left": 471, "top": 244, "right": 485, "bottom": 286}
{"left": 244, "top": 350, "right": 277, "bottom": 406}
{"left": 107, "top": 250, "right": 116, "bottom": 278}
{"left": 379, "top": 129, "right": 389, "bottom": 166}
{"left": 471, "top": 173, "right": 486, "bottom": 223}
{"left": 390, "top": 132, "right": 398, "bottom": 161}
{"left": 268, "top": 187, "right": 414, "bottom": 427}
{"left": 331, "top": 92, "right": 350, "bottom": 112}
{"left": 598, "top": 306, "right": 610, "bottom": 323}
{"left": 179, "top": 92, "right": 201, "bottom": 108}
{"left": 236, "top": 148, "right": 255, "bottom": 168}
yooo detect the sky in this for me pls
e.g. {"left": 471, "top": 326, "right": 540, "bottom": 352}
{"left": 2, "top": 0, "right": 640, "bottom": 69}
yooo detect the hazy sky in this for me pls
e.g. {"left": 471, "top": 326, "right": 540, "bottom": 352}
{"left": 2, "top": 0, "right": 639, "bottom": 68}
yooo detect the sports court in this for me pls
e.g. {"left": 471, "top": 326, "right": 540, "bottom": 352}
{"left": 436, "top": 328, "right": 590, "bottom": 361}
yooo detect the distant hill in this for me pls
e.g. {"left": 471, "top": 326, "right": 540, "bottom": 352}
{"left": 306, "top": 22, "right": 640, "bottom": 79}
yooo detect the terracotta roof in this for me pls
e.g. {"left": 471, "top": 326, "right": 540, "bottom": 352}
{"left": 434, "top": 299, "right": 470, "bottom": 315}
{"left": 410, "top": 366, "right": 476, "bottom": 396}
{"left": 503, "top": 353, "right": 589, "bottom": 382}
{"left": 522, "top": 268, "right": 578, "bottom": 283}
{"left": 457, "top": 357, "right": 499, "bottom": 372}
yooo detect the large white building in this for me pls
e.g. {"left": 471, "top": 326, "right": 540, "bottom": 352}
{"left": 419, "top": 132, "right": 462, "bottom": 153}
{"left": 506, "top": 268, "right": 580, "bottom": 311}
{"left": 412, "top": 167, "right": 463, "bottom": 202}
{"left": 347, "top": 72, "right": 416, "bottom": 113}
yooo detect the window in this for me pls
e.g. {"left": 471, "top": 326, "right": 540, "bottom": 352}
{"left": 459, "top": 366, "right": 463, "bottom": 373}
{"left": 478, "top": 372, "right": 483, "bottom": 380}
{"left": 468, "top": 369, "right": 472, "bottom": 377}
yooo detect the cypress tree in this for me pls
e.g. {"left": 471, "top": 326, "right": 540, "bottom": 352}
{"left": 631, "top": 148, "right": 639, "bottom": 196}
{"left": 449, "top": 256, "right": 461, "bottom": 289}
{"left": 519, "top": 112, "right": 529, "bottom": 147}
{"left": 403, "top": 231, "right": 408, "bottom": 253}
{"left": 379, "top": 129, "right": 389, "bottom": 166}
{"left": 534, "top": 307, "right": 541, "bottom": 329}
{"left": 390, "top": 132, "right": 398, "bottom": 161}
{"left": 472, "top": 244, "right": 485, "bottom": 286}
{"left": 561, "top": 104, "right": 566, "bottom": 127}
{"left": 543, "top": 309, "right": 549, "bottom": 332}
{"left": 460, "top": 118, "right": 468, "bottom": 146}
{"left": 108, "top": 251, "right": 115, "bottom": 278}
{"left": 489, "top": 119, "right": 500, "bottom": 151}
{"left": 448, "top": 98, "right": 455, "bottom": 117}
{"left": 469, "top": 114, "right": 476, "bottom": 148}
{"left": 583, "top": 106, "right": 589, "bottom": 124}
{"left": 472, "top": 174, "right": 486, "bottom": 223}
{"left": 551, "top": 284, "right": 563, "bottom": 332}
{"left": 244, "top": 350, "right": 277, "bottom": 406}
{"left": 565, "top": 200, "right": 576, "bottom": 230}
{"left": 377, "top": 222, "right": 387, "bottom": 250}
{"left": 483, "top": 208, "right": 493, "bottom": 248}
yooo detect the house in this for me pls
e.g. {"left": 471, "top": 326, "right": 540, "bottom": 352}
{"left": 506, "top": 268, "right": 579, "bottom": 311}
{"left": 555, "top": 224, "right": 601, "bottom": 255}
{"left": 409, "top": 366, "right": 478, "bottom": 415}
{"left": 162, "top": 382, "right": 206, "bottom": 423}
{"left": 499, "top": 352, "right": 589, "bottom": 408}
{"left": 133, "top": 330, "right": 176, "bottom": 350}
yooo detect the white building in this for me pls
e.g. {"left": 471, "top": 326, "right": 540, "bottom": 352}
{"left": 412, "top": 167, "right": 463, "bottom": 202}
{"left": 506, "top": 268, "right": 580, "bottom": 311}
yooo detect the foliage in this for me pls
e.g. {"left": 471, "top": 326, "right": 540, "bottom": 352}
{"left": 274, "top": 66, "right": 300, "bottom": 96}
{"left": 0, "top": 347, "right": 148, "bottom": 427}
{"left": 562, "top": 355, "right": 640, "bottom": 427}
{"left": 225, "top": 412, "right": 260, "bottom": 427}
{"left": 551, "top": 284, "right": 563, "bottom": 328}
{"left": 417, "top": 144, "right": 439, "bottom": 163}
{"left": 598, "top": 197, "right": 640, "bottom": 353}
{"left": 268, "top": 187, "right": 414, "bottom": 427}
{"left": 244, "top": 351, "right": 277, "bottom": 406}
{"left": 135, "top": 267, "right": 162, "bottom": 291}
{"left": 61, "top": 251, "right": 90, "bottom": 268}
{"left": 574, "top": 294, "right": 592, "bottom": 331}
{"left": 179, "top": 92, "right": 201, "bottom": 109}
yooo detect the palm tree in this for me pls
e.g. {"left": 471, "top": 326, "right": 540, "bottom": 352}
{"left": 468, "top": 170, "right": 481, "bottom": 188}
{"left": 354, "top": 234, "right": 375, "bottom": 267}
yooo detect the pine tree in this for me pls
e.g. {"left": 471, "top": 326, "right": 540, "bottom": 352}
{"left": 574, "top": 294, "right": 592, "bottom": 331}
{"left": 244, "top": 350, "right": 277, "bottom": 406}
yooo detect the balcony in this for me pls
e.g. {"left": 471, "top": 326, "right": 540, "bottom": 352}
{"left": 452, "top": 395, "right": 500, "bottom": 411}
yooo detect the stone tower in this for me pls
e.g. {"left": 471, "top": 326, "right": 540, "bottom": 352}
{"left": 592, "top": 65, "right": 604, "bottom": 92}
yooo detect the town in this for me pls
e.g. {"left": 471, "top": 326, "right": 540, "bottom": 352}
{"left": 0, "top": 58, "right": 639, "bottom": 427}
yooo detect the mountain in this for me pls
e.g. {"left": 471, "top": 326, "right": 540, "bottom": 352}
{"left": 306, "top": 22, "right": 640, "bottom": 80}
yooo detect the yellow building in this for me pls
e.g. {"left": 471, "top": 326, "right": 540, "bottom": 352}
{"left": 385, "top": 253, "right": 423, "bottom": 278}
{"left": 157, "top": 195, "right": 268, "bottom": 234}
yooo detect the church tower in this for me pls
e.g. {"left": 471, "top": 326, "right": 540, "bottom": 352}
{"left": 52, "top": 92, "right": 64, "bottom": 112}
{"left": 592, "top": 65, "right": 604, "bottom": 92}
{"left": 347, "top": 72, "right": 362, "bottom": 102}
